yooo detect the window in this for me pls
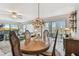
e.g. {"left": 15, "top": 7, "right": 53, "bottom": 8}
{"left": 3, "top": 24, "right": 9, "bottom": 28}
{"left": 10, "top": 24, "right": 18, "bottom": 29}
{"left": 26, "top": 24, "right": 34, "bottom": 33}
{"left": 52, "top": 22, "right": 56, "bottom": 33}
{"left": 44, "top": 23, "right": 49, "bottom": 30}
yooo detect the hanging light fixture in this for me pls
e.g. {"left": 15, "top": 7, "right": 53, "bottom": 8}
{"left": 32, "top": 3, "right": 44, "bottom": 29}
{"left": 11, "top": 11, "right": 17, "bottom": 18}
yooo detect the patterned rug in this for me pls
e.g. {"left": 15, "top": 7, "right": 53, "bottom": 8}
{"left": 0, "top": 38, "right": 65, "bottom": 56}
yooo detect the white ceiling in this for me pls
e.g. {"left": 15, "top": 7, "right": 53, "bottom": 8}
{"left": 0, "top": 3, "right": 79, "bottom": 24}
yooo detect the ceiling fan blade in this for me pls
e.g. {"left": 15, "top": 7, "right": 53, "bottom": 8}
{"left": 17, "top": 12, "right": 22, "bottom": 15}
{"left": 6, "top": 9, "right": 17, "bottom": 13}
{"left": 16, "top": 15, "right": 22, "bottom": 19}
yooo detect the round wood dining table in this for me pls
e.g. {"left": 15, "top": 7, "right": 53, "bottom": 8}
{"left": 21, "top": 40, "right": 49, "bottom": 55}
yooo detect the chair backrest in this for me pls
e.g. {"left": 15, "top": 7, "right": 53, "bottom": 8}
{"left": 25, "top": 30, "right": 31, "bottom": 44}
{"left": 43, "top": 30, "right": 50, "bottom": 45}
{"left": 9, "top": 31, "right": 22, "bottom": 56}
{"left": 52, "top": 29, "right": 58, "bottom": 56}
{"left": 25, "top": 30, "right": 31, "bottom": 39}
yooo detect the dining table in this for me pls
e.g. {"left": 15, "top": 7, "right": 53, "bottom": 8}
{"left": 20, "top": 39, "right": 49, "bottom": 55}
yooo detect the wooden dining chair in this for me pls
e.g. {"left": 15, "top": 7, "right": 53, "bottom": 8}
{"left": 24, "top": 30, "right": 31, "bottom": 45}
{"left": 41, "top": 30, "right": 59, "bottom": 56}
{"left": 9, "top": 31, "right": 22, "bottom": 56}
{"left": 43, "top": 30, "right": 50, "bottom": 45}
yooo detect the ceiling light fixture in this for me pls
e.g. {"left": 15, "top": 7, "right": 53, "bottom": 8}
{"left": 6, "top": 9, "right": 22, "bottom": 19}
{"left": 32, "top": 3, "right": 44, "bottom": 29}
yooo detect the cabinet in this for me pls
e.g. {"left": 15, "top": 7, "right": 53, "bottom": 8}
{"left": 69, "top": 10, "right": 77, "bottom": 32}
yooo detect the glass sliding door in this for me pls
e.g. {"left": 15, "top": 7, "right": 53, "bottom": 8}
{"left": 44, "top": 20, "right": 65, "bottom": 38}
{"left": 52, "top": 22, "right": 56, "bottom": 38}
{"left": 56, "top": 20, "right": 65, "bottom": 39}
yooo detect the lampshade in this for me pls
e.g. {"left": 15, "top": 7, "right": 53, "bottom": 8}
{"left": 64, "top": 28, "right": 70, "bottom": 31}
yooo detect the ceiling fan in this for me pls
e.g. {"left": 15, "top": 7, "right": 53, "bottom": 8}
{"left": 6, "top": 9, "right": 23, "bottom": 19}
{"left": 0, "top": 9, "right": 23, "bottom": 19}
